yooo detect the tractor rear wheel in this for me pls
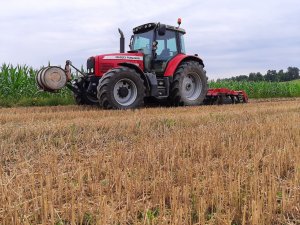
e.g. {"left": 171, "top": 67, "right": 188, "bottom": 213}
{"left": 73, "top": 78, "right": 98, "bottom": 105}
{"left": 97, "top": 67, "right": 145, "bottom": 109}
{"left": 170, "top": 61, "right": 208, "bottom": 106}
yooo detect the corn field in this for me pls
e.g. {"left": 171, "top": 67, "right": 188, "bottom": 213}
{"left": 1, "top": 64, "right": 300, "bottom": 107}
{"left": 0, "top": 64, "right": 73, "bottom": 106}
{"left": 210, "top": 80, "right": 300, "bottom": 98}
{"left": 0, "top": 99, "right": 299, "bottom": 224}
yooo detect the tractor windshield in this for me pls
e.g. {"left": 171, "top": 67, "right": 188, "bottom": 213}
{"left": 132, "top": 30, "right": 153, "bottom": 55}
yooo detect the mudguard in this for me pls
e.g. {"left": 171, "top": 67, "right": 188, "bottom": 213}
{"left": 164, "top": 54, "right": 204, "bottom": 77}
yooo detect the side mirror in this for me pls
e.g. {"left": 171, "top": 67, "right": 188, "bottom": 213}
{"left": 158, "top": 24, "right": 166, "bottom": 36}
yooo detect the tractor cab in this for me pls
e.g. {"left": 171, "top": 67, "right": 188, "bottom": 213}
{"left": 130, "top": 22, "right": 186, "bottom": 74}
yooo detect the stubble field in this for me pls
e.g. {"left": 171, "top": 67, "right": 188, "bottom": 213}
{"left": 0, "top": 99, "right": 299, "bottom": 225}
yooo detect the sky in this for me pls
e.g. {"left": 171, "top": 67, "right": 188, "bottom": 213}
{"left": 0, "top": 0, "right": 299, "bottom": 79}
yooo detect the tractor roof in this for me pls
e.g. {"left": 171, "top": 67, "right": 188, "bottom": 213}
{"left": 133, "top": 23, "right": 186, "bottom": 34}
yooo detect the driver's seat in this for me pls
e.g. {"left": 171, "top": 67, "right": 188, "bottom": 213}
{"left": 158, "top": 48, "right": 170, "bottom": 60}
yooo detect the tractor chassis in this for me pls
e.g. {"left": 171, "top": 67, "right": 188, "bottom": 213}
{"left": 64, "top": 61, "right": 248, "bottom": 106}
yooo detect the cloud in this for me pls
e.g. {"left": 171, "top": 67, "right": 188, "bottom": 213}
{"left": 0, "top": 0, "right": 299, "bottom": 78}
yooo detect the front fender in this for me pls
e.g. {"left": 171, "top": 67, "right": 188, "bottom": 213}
{"left": 164, "top": 54, "right": 204, "bottom": 77}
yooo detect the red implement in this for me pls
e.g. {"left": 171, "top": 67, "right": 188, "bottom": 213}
{"left": 204, "top": 88, "right": 248, "bottom": 105}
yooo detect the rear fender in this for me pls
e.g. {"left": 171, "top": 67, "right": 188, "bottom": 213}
{"left": 164, "top": 54, "right": 204, "bottom": 77}
{"left": 118, "top": 62, "right": 151, "bottom": 95}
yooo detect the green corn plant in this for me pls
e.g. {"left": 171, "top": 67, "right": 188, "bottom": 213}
{"left": 0, "top": 63, "right": 300, "bottom": 106}
{"left": 0, "top": 63, "right": 73, "bottom": 106}
{"left": 209, "top": 80, "right": 300, "bottom": 98}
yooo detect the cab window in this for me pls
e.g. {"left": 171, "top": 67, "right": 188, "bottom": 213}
{"left": 133, "top": 30, "right": 153, "bottom": 55}
{"left": 179, "top": 33, "right": 186, "bottom": 53}
{"left": 156, "top": 30, "right": 178, "bottom": 61}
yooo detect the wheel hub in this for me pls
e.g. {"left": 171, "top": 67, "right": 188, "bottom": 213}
{"left": 118, "top": 87, "right": 129, "bottom": 98}
{"left": 113, "top": 78, "right": 138, "bottom": 106}
{"left": 186, "top": 83, "right": 192, "bottom": 91}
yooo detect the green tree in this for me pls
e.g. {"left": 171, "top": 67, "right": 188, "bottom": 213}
{"left": 255, "top": 72, "right": 264, "bottom": 81}
{"left": 235, "top": 75, "right": 249, "bottom": 82}
{"left": 249, "top": 73, "right": 257, "bottom": 81}
{"left": 249, "top": 72, "right": 264, "bottom": 82}
{"left": 277, "top": 70, "right": 286, "bottom": 81}
{"left": 286, "top": 67, "right": 299, "bottom": 81}
{"left": 264, "top": 70, "right": 277, "bottom": 82}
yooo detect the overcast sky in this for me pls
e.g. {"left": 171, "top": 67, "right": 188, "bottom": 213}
{"left": 0, "top": 0, "right": 299, "bottom": 78}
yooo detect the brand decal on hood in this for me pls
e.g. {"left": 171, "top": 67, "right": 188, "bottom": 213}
{"left": 103, "top": 55, "right": 143, "bottom": 61}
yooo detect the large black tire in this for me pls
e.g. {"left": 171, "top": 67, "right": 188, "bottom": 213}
{"left": 169, "top": 61, "right": 208, "bottom": 106}
{"left": 73, "top": 78, "right": 98, "bottom": 106}
{"left": 97, "top": 67, "right": 145, "bottom": 109}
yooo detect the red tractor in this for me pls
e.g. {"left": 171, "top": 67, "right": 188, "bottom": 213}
{"left": 37, "top": 19, "right": 248, "bottom": 109}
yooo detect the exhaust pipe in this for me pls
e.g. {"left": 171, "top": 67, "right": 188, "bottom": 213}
{"left": 118, "top": 28, "right": 125, "bottom": 53}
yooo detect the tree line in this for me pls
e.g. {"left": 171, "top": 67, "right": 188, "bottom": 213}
{"left": 217, "top": 67, "right": 299, "bottom": 82}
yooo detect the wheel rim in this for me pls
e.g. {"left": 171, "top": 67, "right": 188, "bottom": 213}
{"left": 113, "top": 78, "right": 138, "bottom": 106}
{"left": 182, "top": 72, "right": 202, "bottom": 100}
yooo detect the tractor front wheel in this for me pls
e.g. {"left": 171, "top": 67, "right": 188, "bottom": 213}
{"left": 170, "top": 61, "right": 208, "bottom": 106}
{"left": 97, "top": 67, "right": 145, "bottom": 109}
{"left": 73, "top": 78, "right": 99, "bottom": 105}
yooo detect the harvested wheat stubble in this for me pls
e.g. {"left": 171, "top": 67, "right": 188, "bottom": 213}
{"left": 0, "top": 99, "right": 299, "bottom": 225}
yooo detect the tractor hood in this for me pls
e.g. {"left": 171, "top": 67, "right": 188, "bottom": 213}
{"left": 93, "top": 53, "right": 144, "bottom": 76}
